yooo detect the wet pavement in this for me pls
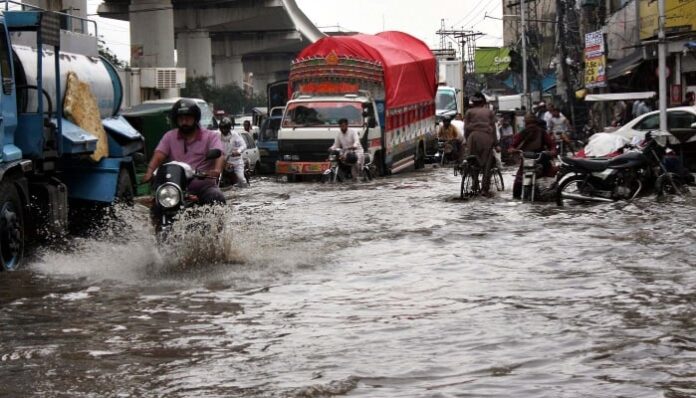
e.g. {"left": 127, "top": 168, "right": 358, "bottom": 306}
{"left": 1, "top": 166, "right": 695, "bottom": 397}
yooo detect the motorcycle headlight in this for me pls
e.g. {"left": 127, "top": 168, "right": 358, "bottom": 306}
{"left": 156, "top": 185, "right": 181, "bottom": 208}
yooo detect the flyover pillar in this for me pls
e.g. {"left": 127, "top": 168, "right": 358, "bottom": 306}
{"left": 129, "top": 0, "right": 177, "bottom": 97}
{"left": 213, "top": 55, "right": 244, "bottom": 88}
{"left": 176, "top": 30, "right": 213, "bottom": 80}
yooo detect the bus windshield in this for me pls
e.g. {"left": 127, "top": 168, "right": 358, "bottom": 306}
{"left": 283, "top": 101, "right": 363, "bottom": 128}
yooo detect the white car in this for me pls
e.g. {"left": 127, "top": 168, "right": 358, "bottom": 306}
{"left": 613, "top": 106, "right": 696, "bottom": 143}
{"left": 240, "top": 131, "right": 261, "bottom": 174}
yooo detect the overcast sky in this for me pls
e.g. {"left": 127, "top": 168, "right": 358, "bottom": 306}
{"left": 92, "top": 0, "right": 504, "bottom": 64}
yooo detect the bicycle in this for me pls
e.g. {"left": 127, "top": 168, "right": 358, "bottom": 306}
{"left": 457, "top": 155, "right": 482, "bottom": 199}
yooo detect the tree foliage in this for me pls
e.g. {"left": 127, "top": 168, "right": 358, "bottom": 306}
{"left": 181, "top": 77, "right": 266, "bottom": 115}
{"left": 98, "top": 38, "right": 127, "bottom": 68}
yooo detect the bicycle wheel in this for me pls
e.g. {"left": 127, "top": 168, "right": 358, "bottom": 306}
{"left": 492, "top": 168, "right": 505, "bottom": 191}
{"left": 460, "top": 165, "right": 471, "bottom": 199}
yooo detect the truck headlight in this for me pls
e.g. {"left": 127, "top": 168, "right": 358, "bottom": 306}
{"left": 156, "top": 184, "right": 181, "bottom": 208}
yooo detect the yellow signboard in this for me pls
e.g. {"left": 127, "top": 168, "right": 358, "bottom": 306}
{"left": 585, "top": 55, "right": 607, "bottom": 88}
{"left": 640, "top": 0, "right": 696, "bottom": 40}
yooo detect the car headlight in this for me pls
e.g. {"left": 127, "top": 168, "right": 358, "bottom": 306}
{"left": 156, "top": 185, "right": 181, "bottom": 208}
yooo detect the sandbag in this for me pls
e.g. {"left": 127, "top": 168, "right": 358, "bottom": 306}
{"left": 63, "top": 71, "right": 109, "bottom": 162}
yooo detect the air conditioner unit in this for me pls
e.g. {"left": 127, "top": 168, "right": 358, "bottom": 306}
{"left": 140, "top": 68, "right": 187, "bottom": 89}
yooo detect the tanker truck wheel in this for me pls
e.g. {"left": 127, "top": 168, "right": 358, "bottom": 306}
{"left": 115, "top": 168, "right": 135, "bottom": 205}
{"left": 0, "top": 182, "right": 24, "bottom": 271}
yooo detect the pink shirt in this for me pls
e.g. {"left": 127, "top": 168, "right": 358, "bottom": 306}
{"left": 155, "top": 128, "right": 224, "bottom": 191}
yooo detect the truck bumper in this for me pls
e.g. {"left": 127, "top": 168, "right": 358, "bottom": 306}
{"left": 276, "top": 161, "right": 331, "bottom": 175}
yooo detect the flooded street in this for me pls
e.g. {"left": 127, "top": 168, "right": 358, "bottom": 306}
{"left": 1, "top": 166, "right": 695, "bottom": 397}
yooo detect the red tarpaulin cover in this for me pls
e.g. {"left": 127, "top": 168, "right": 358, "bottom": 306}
{"left": 294, "top": 31, "right": 437, "bottom": 109}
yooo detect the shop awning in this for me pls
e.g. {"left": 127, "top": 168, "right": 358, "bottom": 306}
{"left": 607, "top": 50, "right": 644, "bottom": 80}
{"left": 585, "top": 91, "right": 656, "bottom": 101}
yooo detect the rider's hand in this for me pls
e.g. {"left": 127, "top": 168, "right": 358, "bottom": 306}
{"left": 495, "top": 146, "right": 501, "bottom": 153}
{"left": 207, "top": 169, "right": 221, "bottom": 178}
{"left": 142, "top": 169, "right": 154, "bottom": 183}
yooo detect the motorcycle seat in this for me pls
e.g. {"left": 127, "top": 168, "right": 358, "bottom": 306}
{"left": 562, "top": 156, "right": 609, "bottom": 172}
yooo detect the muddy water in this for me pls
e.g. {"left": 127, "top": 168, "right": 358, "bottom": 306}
{"left": 1, "top": 167, "right": 695, "bottom": 397}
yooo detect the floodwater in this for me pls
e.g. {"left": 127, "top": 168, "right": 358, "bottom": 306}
{"left": 1, "top": 166, "right": 695, "bottom": 397}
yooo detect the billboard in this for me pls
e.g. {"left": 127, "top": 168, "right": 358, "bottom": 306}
{"left": 640, "top": 0, "right": 696, "bottom": 40}
{"left": 474, "top": 47, "right": 510, "bottom": 74}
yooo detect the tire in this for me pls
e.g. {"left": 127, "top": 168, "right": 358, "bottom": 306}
{"left": 460, "top": 166, "right": 473, "bottom": 199}
{"left": 415, "top": 144, "right": 425, "bottom": 170}
{"left": 522, "top": 185, "right": 532, "bottom": 201}
{"left": 0, "top": 182, "right": 24, "bottom": 271}
{"left": 254, "top": 161, "right": 261, "bottom": 176}
{"left": 115, "top": 168, "right": 134, "bottom": 205}
{"left": 493, "top": 169, "right": 505, "bottom": 191}
{"left": 374, "top": 152, "right": 386, "bottom": 177}
{"left": 556, "top": 175, "right": 593, "bottom": 206}
{"left": 656, "top": 173, "right": 688, "bottom": 197}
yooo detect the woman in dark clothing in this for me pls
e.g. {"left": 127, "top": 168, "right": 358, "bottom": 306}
{"left": 509, "top": 114, "right": 557, "bottom": 199}
{"left": 465, "top": 92, "right": 498, "bottom": 195}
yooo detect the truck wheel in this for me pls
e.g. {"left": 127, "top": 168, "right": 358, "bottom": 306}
{"left": 374, "top": 152, "right": 386, "bottom": 177}
{"left": 115, "top": 168, "right": 135, "bottom": 205}
{"left": 0, "top": 182, "right": 24, "bottom": 271}
{"left": 415, "top": 144, "right": 425, "bottom": 170}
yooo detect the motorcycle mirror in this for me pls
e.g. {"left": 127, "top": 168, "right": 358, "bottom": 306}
{"left": 132, "top": 152, "right": 147, "bottom": 165}
{"left": 205, "top": 149, "right": 222, "bottom": 160}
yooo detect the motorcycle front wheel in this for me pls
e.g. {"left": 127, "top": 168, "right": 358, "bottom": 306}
{"left": 656, "top": 173, "right": 689, "bottom": 197}
{"left": 556, "top": 175, "right": 596, "bottom": 206}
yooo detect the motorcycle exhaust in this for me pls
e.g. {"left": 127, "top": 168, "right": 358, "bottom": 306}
{"left": 561, "top": 193, "right": 614, "bottom": 203}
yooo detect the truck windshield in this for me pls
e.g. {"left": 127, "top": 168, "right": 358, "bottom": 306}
{"left": 436, "top": 90, "right": 457, "bottom": 111}
{"left": 283, "top": 102, "right": 362, "bottom": 128}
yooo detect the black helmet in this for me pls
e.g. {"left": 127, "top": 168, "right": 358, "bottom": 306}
{"left": 171, "top": 98, "right": 202, "bottom": 126}
{"left": 471, "top": 92, "right": 486, "bottom": 105}
{"left": 219, "top": 117, "right": 233, "bottom": 130}
{"left": 344, "top": 151, "right": 358, "bottom": 165}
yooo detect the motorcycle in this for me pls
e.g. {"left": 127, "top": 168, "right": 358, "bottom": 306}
{"left": 220, "top": 153, "right": 251, "bottom": 187}
{"left": 151, "top": 149, "right": 223, "bottom": 239}
{"left": 434, "top": 139, "right": 461, "bottom": 166}
{"left": 322, "top": 149, "right": 374, "bottom": 183}
{"left": 556, "top": 131, "right": 688, "bottom": 206}
{"left": 519, "top": 151, "right": 556, "bottom": 202}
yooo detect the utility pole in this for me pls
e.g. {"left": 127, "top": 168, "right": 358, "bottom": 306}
{"left": 657, "top": 0, "right": 667, "bottom": 131}
{"left": 520, "top": 0, "right": 530, "bottom": 110}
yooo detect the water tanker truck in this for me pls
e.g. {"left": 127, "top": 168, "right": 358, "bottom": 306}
{"left": 0, "top": 8, "right": 143, "bottom": 270}
{"left": 276, "top": 31, "right": 438, "bottom": 178}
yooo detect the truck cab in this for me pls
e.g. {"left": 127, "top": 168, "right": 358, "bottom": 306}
{"left": 436, "top": 86, "right": 459, "bottom": 122}
{"left": 276, "top": 93, "right": 381, "bottom": 176}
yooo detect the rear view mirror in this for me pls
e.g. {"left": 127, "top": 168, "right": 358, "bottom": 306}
{"left": 133, "top": 152, "right": 146, "bottom": 165}
{"left": 205, "top": 149, "right": 222, "bottom": 160}
{"left": 367, "top": 117, "right": 377, "bottom": 128}
{"left": 691, "top": 122, "right": 696, "bottom": 129}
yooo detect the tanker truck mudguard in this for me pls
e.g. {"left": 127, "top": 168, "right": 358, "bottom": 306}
{"left": 276, "top": 31, "right": 438, "bottom": 178}
{"left": 0, "top": 8, "right": 143, "bottom": 271}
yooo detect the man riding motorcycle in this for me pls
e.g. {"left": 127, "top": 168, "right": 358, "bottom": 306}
{"left": 329, "top": 118, "right": 364, "bottom": 181}
{"left": 437, "top": 116, "right": 463, "bottom": 162}
{"left": 509, "top": 113, "right": 557, "bottom": 199}
{"left": 218, "top": 117, "right": 248, "bottom": 187}
{"left": 143, "top": 98, "right": 226, "bottom": 209}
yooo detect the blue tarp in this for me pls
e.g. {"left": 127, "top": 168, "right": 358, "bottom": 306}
{"left": 503, "top": 72, "right": 557, "bottom": 93}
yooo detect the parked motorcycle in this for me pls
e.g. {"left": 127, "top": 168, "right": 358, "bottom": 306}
{"left": 151, "top": 149, "right": 222, "bottom": 239}
{"left": 556, "top": 131, "right": 688, "bottom": 206}
{"left": 322, "top": 149, "right": 374, "bottom": 183}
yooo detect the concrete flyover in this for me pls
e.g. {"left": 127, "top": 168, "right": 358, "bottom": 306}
{"left": 97, "top": 0, "right": 325, "bottom": 94}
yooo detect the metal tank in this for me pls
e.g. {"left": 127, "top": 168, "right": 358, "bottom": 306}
{"left": 12, "top": 45, "right": 123, "bottom": 119}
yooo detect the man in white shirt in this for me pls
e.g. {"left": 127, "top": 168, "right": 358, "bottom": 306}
{"left": 218, "top": 117, "right": 248, "bottom": 187}
{"left": 329, "top": 118, "right": 364, "bottom": 181}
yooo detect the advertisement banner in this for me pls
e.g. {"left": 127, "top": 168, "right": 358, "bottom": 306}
{"left": 585, "top": 55, "right": 607, "bottom": 88}
{"left": 474, "top": 47, "right": 510, "bottom": 74}
{"left": 584, "top": 30, "right": 607, "bottom": 88}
